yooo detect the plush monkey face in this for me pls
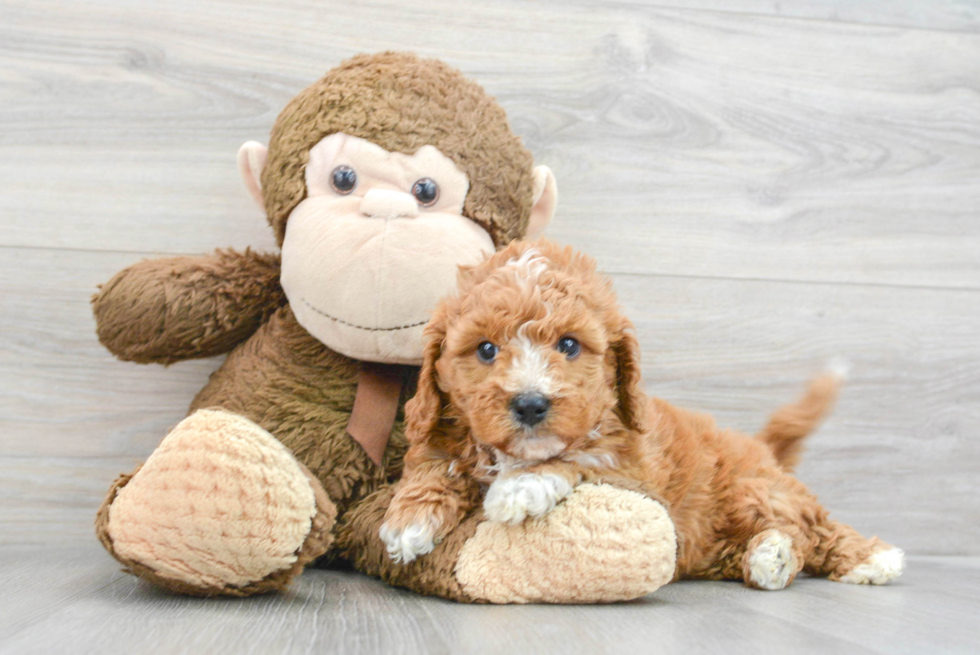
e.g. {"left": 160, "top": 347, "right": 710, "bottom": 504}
{"left": 279, "top": 133, "right": 495, "bottom": 364}
{"left": 237, "top": 53, "right": 558, "bottom": 365}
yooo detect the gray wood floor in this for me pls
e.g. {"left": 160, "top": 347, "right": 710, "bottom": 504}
{"left": 2, "top": 545, "right": 979, "bottom": 655}
{"left": 2, "top": 0, "right": 979, "bottom": 652}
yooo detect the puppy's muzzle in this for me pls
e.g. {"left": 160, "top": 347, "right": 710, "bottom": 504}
{"left": 510, "top": 393, "right": 550, "bottom": 427}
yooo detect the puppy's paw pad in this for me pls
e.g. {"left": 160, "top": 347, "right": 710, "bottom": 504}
{"left": 747, "top": 530, "right": 796, "bottom": 590}
{"left": 839, "top": 547, "right": 905, "bottom": 585}
{"left": 379, "top": 520, "right": 437, "bottom": 564}
{"left": 483, "top": 473, "right": 573, "bottom": 525}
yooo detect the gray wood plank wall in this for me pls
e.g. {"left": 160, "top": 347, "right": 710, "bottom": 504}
{"left": 1, "top": 0, "right": 978, "bottom": 556}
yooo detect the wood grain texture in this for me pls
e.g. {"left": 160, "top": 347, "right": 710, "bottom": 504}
{"left": 1, "top": 1, "right": 978, "bottom": 288}
{"left": 2, "top": 545, "right": 979, "bottom": 654}
{"left": 0, "top": 0, "right": 978, "bottom": 582}
{"left": 589, "top": 0, "right": 980, "bottom": 33}
{"left": 3, "top": 246, "right": 977, "bottom": 553}
{"left": 2, "top": 2, "right": 980, "bottom": 647}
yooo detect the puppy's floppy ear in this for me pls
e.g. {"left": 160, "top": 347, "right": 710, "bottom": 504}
{"left": 405, "top": 309, "right": 449, "bottom": 446}
{"left": 612, "top": 323, "right": 649, "bottom": 433}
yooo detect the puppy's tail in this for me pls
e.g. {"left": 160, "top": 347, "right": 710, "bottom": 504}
{"left": 756, "top": 362, "right": 848, "bottom": 472}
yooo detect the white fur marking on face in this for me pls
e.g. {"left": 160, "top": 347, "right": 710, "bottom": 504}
{"left": 505, "top": 324, "right": 557, "bottom": 397}
{"left": 483, "top": 473, "right": 573, "bottom": 525}
{"left": 504, "top": 248, "right": 549, "bottom": 288}
{"left": 564, "top": 451, "right": 618, "bottom": 469}
{"left": 748, "top": 531, "right": 796, "bottom": 590}
{"left": 379, "top": 518, "right": 439, "bottom": 564}
{"left": 839, "top": 547, "right": 905, "bottom": 585}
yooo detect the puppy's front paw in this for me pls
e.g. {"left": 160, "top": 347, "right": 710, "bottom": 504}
{"left": 379, "top": 519, "right": 438, "bottom": 564}
{"left": 483, "top": 473, "right": 573, "bottom": 525}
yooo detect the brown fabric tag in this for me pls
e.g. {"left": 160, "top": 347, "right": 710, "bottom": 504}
{"left": 346, "top": 363, "right": 404, "bottom": 467}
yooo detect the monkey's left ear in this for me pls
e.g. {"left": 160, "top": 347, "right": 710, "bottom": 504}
{"left": 527, "top": 165, "right": 558, "bottom": 240}
{"left": 237, "top": 141, "right": 269, "bottom": 210}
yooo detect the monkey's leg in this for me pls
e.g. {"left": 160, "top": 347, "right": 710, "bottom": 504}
{"left": 338, "top": 483, "right": 677, "bottom": 604}
{"left": 96, "top": 409, "right": 337, "bottom": 596}
{"left": 806, "top": 520, "right": 904, "bottom": 585}
{"left": 94, "top": 248, "right": 284, "bottom": 364}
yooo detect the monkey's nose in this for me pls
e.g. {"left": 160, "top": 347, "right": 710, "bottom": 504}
{"left": 510, "top": 393, "right": 551, "bottom": 428}
{"left": 360, "top": 189, "right": 419, "bottom": 219}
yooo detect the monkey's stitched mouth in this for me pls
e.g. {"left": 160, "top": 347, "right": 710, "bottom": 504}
{"left": 301, "top": 298, "right": 428, "bottom": 332}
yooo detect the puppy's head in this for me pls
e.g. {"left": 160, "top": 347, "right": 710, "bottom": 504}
{"left": 406, "top": 239, "right": 648, "bottom": 464}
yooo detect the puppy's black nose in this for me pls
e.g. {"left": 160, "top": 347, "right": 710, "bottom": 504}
{"left": 510, "top": 393, "right": 550, "bottom": 427}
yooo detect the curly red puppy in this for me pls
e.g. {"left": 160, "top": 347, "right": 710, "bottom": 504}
{"left": 381, "top": 239, "right": 904, "bottom": 590}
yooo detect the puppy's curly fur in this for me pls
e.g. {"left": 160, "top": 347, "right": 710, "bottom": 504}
{"left": 381, "top": 239, "right": 904, "bottom": 590}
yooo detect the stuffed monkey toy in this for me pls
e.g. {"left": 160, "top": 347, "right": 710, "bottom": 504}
{"left": 93, "top": 52, "right": 677, "bottom": 603}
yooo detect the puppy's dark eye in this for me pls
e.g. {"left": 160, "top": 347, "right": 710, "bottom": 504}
{"left": 556, "top": 336, "right": 581, "bottom": 359}
{"left": 412, "top": 178, "right": 439, "bottom": 206}
{"left": 330, "top": 165, "right": 357, "bottom": 194}
{"left": 476, "top": 341, "right": 498, "bottom": 364}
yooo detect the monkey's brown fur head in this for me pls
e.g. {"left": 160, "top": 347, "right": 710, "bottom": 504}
{"left": 262, "top": 52, "right": 535, "bottom": 246}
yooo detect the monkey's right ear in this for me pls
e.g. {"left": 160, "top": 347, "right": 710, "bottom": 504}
{"left": 237, "top": 141, "right": 268, "bottom": 209}
{"left": 526, "top": 165, "right": 558, "bottom": 240}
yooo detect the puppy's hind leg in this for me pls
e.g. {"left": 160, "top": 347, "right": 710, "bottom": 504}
{"left": 723, "top": 477, "right": 809, "bottom": 590}
{"left": 807, "top": 520, "right": 904, "bottom": 585}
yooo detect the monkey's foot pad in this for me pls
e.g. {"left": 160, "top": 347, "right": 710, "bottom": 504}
{"left": 96, "top": 409, "right": 337, "bottom": 596}
{"left": 455, "top": 483, "right": 677, "bottom": 603}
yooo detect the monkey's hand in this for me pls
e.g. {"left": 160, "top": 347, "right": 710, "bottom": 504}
{"left": 93, "top": 248, "right": 284, "bottom": 364}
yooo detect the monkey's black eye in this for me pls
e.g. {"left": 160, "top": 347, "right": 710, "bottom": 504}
{"left": 330, "top": 166, "right": 357, "bottom": 195}
{"left": 411, "top": 178, "right": 439, "bottom": 207}
{"left": 476, "top": 341, "right": 498, "bottom": 364}
{"left": 556, "top": 336, "right": 581, "bottom": 359}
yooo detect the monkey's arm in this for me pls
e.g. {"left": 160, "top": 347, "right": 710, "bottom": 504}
{"left": 93, "top": 249, "right": 285, "bottom": 364}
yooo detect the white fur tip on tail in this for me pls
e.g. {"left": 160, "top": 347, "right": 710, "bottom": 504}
{"left": 825, "top": 358, "right": 851, "bottom": 382}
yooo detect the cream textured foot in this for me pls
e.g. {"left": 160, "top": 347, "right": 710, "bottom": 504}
{"left": 101, "top": 408, "right": 336, "bottom": 594}
{"left": 482, "top": 472, "right": 573, "bottom": 525}
{"left": 746, "top": 530, "right": 797, "bottom": 590}
{"left": 839, "top": 547, "right": 906, "bottom": 585}
{"left": 456, "top": 483, "right": 677, "bottom": 603}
